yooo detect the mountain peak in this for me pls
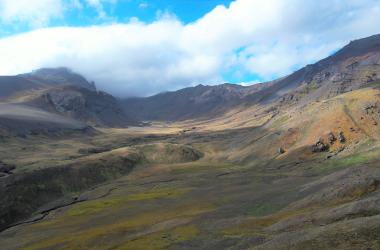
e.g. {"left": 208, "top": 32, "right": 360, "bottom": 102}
{"left": 25, "top": 67, "right": 96, "bottom": 91}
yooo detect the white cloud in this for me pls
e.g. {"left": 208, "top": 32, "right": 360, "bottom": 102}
{"left": 0, "top": 0, "right": 379, "bottom": 97}
{"left": 0, "top": 0, "right": 64, "bottom": 27}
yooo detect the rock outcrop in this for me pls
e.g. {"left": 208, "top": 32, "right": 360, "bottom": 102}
{"left": 312, "top": 138, "right": 329, "bottom": 153}
{"left": 337, "top": 132, "right": 346, "bottom": 143}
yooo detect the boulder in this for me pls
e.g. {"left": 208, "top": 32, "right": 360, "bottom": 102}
{"left": 337, "top": 132, "right": 346, "bottom": 143}
{"left": 328, "top": 132, "right": 336, "bottom": 144}
{"left": 312, "top": 139, "right": 328, "bottom": 153}
{"left": 278, "top": 147, "right": 285, "bottom": 154}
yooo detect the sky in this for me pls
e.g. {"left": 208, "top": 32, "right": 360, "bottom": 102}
{"left": 0, "top": 0, "right": 380, "bottom": 97}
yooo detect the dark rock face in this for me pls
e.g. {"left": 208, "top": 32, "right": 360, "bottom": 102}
{"left": 312, "top": 139, "right": 329, "bottom": 153}
{"left": 45, "top": 90, "right": 86, "bottom": 114}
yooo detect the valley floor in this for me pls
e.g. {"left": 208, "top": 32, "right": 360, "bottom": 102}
{"left": 1, "top": 88, "right": 380, "bottom": 249}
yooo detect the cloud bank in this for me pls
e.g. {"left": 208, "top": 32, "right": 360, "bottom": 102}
{"left": 0, "top": 0, "right": 380, "bottom": 97}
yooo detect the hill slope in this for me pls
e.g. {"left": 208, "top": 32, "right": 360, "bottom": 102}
{"left": 0, "top": 103, "right": 90, "bottom": 137}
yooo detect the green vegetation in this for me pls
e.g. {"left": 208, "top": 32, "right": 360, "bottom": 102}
{"left": 366, "top": 80, "right": 380, "bottom": 88}
{"left": 314, "top": 146, "right": 380, "bottom": 175}
{"left": 26, "top": 203, "right": 213, "bottom": 250}
{"left": 46, "top": 188, "right": 191, "bottom": 219}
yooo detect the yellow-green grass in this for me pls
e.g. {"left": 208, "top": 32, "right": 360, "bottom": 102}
{"left": 36, "top": 187, "right": 191, "bottom": 225}
{"left": 24, "top": 203, "right": 214, "bottom": 250}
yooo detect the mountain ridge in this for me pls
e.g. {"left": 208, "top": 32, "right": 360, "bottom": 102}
{"left": 122, "top": 34, "right": 380, "bottom": 121}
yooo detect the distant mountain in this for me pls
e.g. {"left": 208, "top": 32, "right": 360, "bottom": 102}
{"left": 0, "top": 68, "right": 136, "bottom": 130}
{"left": 122, "top": 34, "right": 380, "bottom": 121}
{"left": 122, "top": 83, "right": 270, "bottom": 121}
{"left": 0, "top": 67, "right": 95, "bottom": 100}
{"left": 23, "top": 67, "right": 96, "bottom": 91}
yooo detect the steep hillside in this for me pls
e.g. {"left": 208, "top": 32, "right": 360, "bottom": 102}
{"left": 260, "top": 34, "right": 380, "bottom": 105}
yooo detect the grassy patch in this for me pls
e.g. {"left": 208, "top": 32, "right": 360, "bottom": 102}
{"left": 314, "top": 148, "right": 379, "bottom": 175}
{"left": 25, "top": 204, "right": 213, "bottom": 250}
{"left": 35, "top": 187, "right": 191, "bottom": 228}
{"left": 127, "top": 188, "right": 190, "bottom": 201}
{"left": 366, "top": 80, "right": 380, "bottom": 88}
{"left": 66, "top": 198, "right": 128, "bottom": 217}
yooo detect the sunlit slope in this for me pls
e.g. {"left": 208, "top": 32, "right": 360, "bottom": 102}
{"left": 204, "top": 87, "right": 380, "bottom": 165}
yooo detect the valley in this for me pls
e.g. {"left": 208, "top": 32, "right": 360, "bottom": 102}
{"left": 0, "top": 35, "right": 380, "bottom": 249}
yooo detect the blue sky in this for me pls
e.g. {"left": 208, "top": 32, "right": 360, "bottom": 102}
{"left": 0, "top": 0, "right": 234, "bottom": 37}
{"left": 0, "top": 0, "right": 379, "bottom": 96}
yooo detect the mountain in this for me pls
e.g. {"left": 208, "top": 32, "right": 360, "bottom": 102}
{"left": 122, "top": 34, "right": 380, "bottom": 121}
{"left": 24, "top": 85, "right": 135, "bottom": 127}
{"left": 22, "top": 67, "right": 96, "bottom": 91}
{"left": 0, "top": 68, "right": 136, "bottom": 130}
{"left": 0, "top": 67, "right": 95, "bottom": 100}
{"left": 260, "top": 34, "right": 380, "bottom": 106}
{"left": 122, "top": 82, "right": 271, "bottom": 121}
